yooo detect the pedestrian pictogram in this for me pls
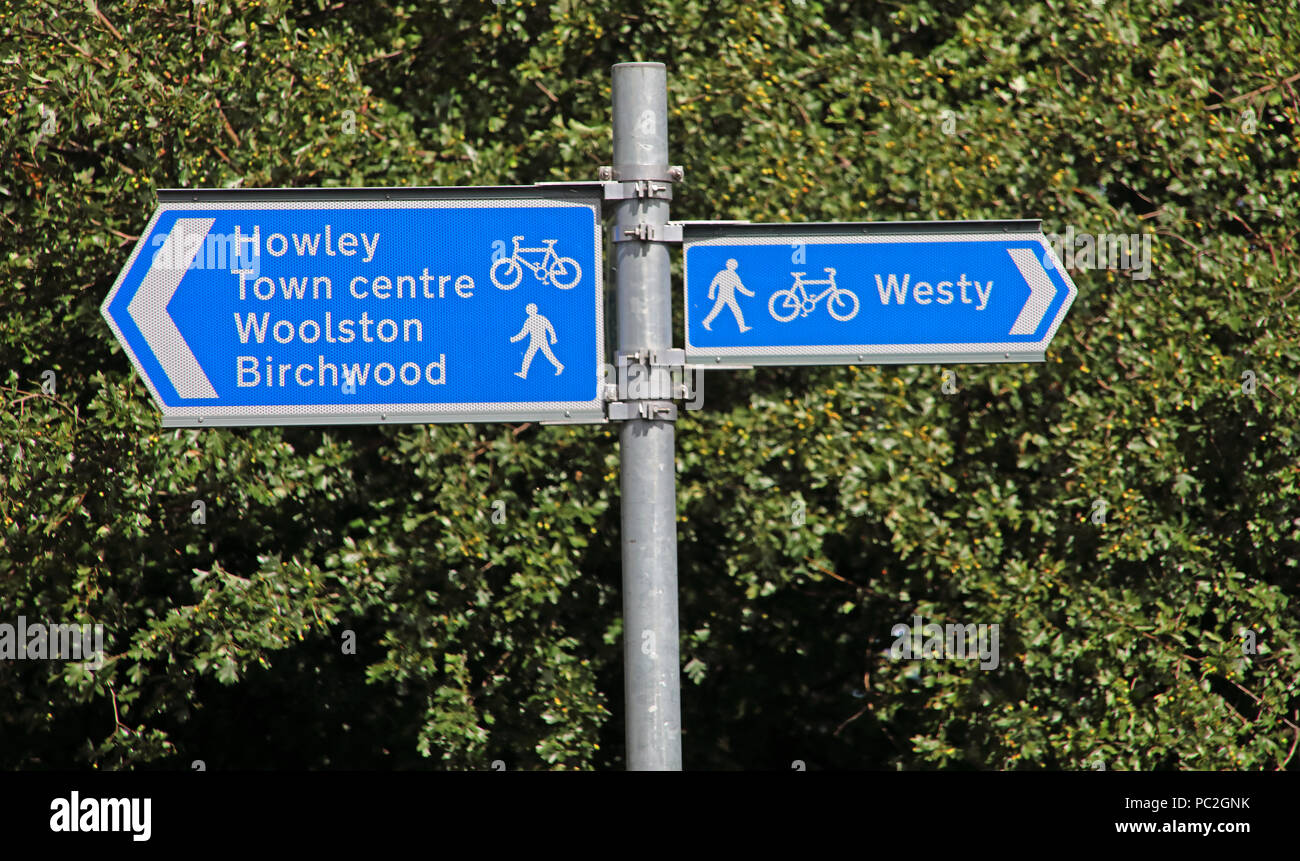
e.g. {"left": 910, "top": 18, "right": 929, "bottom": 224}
{"left": 511, "top": 303, "right": 564, "bottom": 378}
{"left": 701, "top": 258, "right": 754, "bottom": 332}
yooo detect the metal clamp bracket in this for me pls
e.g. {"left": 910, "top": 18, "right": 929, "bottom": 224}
{"left": 605, "top": 349, "right": 694, "bottom": 419}
{"left": 611, "top": 222, "right": 683, "bottom": 244}
{"left": 598, "top": 165, "right": 683, "bottom": 184}
{"left": 607, "top": 400, "right": 678, "bottom": 422}
{"left": 616, "top": 348, "right": 686, "bottom": 368}
{"left": 600, "top": 180, "right": 674, "bottom": 201}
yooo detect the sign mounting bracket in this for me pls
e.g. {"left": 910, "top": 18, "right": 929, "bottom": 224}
{"left": 604, "top": 347, "right": 691, "bottom": 421}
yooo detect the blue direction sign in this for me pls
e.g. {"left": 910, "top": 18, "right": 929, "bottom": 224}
{"left": 101, "top": 186, "right": 604, "bottom": 426}
{"left": 683, "top": 220, "right": 1077, "bottom": 367}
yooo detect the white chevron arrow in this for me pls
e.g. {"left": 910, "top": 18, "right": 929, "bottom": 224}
{"left": 126, "top": 218, "right": 218, "bottom": 399}
{"left": 1006, "top": 247, "right": 1058, "bottom": 336}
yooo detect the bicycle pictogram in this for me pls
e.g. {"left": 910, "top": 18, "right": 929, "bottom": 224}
{"left": 768, "top": 268, "right": 859, "bottom": 322}
{"left": 490, "top": 236, "right": 581, "bottom": 290}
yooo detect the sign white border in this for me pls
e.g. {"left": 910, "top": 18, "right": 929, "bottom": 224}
{"left": 101, "top": 187, "right": 606, "bottom": 427}
{"left": 682, "top": 221, "right": 1077, "bottom": 367}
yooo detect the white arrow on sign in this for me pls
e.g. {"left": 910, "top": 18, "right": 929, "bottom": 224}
{"left": 1006, "top": 247, "right": 1058, "bottom": 336}
{"left": 126, "top": 218, "right": 218, "bottom": 399}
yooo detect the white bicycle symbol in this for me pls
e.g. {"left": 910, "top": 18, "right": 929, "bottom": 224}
{"left": 768, "top": 268, "right": 859, "bottom": 322}
{"left": 490, "top": 235, "right": 581, "bottom": 290}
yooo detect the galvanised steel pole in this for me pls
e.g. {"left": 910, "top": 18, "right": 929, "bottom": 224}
{"left": 611, "top": 61, "right": 682, "bottom": 771}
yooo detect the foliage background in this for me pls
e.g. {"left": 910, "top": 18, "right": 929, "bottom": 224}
{"left": 2, "top": 0, "right": 1297, "bottom": 769}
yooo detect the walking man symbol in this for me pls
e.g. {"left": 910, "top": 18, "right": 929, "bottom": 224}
{"left": 511, "top": 303, "right": 564, "bottom": 379}
{"left": 702, "top": 258, "right": 754, "bottom": 332}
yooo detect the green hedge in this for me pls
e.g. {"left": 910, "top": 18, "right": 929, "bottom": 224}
{"left": 1, "top": 0, "right": 1296, "bottom": 769}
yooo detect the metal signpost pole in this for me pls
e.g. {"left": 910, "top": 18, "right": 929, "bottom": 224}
{"left": 611, "top": 62, "right": 683, "bottom": 770}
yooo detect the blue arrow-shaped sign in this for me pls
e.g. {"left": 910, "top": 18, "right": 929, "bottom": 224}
{"left": 683, "top": 220, "right": 1077, "bottom": 366}
{"left": 101, "top": 186, "right": 604, "bottom": 426}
